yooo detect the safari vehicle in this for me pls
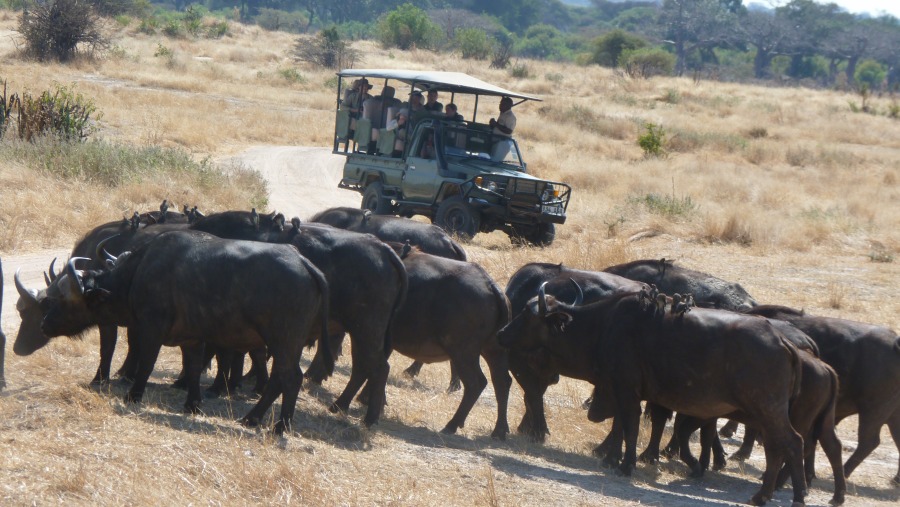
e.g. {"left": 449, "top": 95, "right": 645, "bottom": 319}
{"left": 332, "top": 69, "right": 571, "bottom": 246}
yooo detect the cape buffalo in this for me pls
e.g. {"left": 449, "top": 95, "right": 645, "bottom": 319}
{"left": 747, "top": 305, "right": 900, "bottom": 484}
{"left": 499, "top": 287, "right": 809, "bottom": 506}
{"left": 604, "top": 258, "right": 757, "bottom": 311}
{"left": 190, "top": 210, "right": 408, "bottom": 427}
{"left": 14, "top": 230, "right": 331, "bottom": 434}
{"left": 503, "top": 262, "right": 645, "bottom": 441}
{"left": 388, "top": 245, "right": 511, "bottom": 437}
{"left": 309, "top": 206, "right": 467, "bottom": 392}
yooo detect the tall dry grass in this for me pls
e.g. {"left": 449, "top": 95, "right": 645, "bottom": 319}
{"left": 0, "top": 11, "right": 899, "bottom": 507}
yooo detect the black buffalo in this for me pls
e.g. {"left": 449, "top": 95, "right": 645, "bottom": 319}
{"left": 383, "top": 245, "right": 511, "bottom": 437}
{"left": 503, "top": 262, "right": 645, "bottom": 441}
{"left": 190, "top": 210, "right": 408, "bottom": 427}
{"left": 747, "top": 305, "right": 900, "bottom": 484}
{"left": 310, "top": 206, "right": 468, "bottom": 390}
{"left": 14, "top": 230, "right": 331, "bottom": 433}
{"left": 604, "top": 258, "right": 757, "bottom": 311}
{"left": 499, "top": 287, "right": 809, "bottom": 506}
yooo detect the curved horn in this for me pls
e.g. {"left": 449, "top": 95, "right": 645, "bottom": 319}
{"left": 569, "top": 278, "right": 584, "bottom": 306}
{"left": 15, "top": 269, "right": 38, "bottom": 303}
{"left": 48, "top": 257, "right": 59, "bottom": 282}
{"left": 95, "top": 235, "right": 120, "bottom": 266}
{"left": 66, "top": 257, "right": 90, "bottom": 296}
{"left": 538, "top": 281, "right": 549, "bottom": 316}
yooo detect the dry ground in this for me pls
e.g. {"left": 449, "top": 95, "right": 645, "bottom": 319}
{"left": 0, "top": 12, "right": 898, "bottom": 507}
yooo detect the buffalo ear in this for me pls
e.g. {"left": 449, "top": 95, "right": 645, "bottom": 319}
{"left": 546, "top": 311, "right": 573, "bottom": 335}
{"left": 84, "top": 288, "right": 111, "bottom": 307}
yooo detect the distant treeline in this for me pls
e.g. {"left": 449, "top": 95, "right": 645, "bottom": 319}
{"left": 4, "top": 0, "right": 897, "bottom": 88}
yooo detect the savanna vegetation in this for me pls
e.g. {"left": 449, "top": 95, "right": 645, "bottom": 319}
{"left": 0, "top": 3, "right": 898, "bottom": 506}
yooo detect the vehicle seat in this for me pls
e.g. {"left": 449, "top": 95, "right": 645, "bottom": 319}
{"left": 353, "top": 117, "right": 372, "bottom": 149}
{"left": 335, "top": 109, "right": 351, "bottom": 140}
{"left": 377, "top": 129, "right": 396, "bottom": 155}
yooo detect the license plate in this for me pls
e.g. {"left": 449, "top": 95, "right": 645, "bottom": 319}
{"left": 542, "top": 204, "right": 565, "bottom": 216}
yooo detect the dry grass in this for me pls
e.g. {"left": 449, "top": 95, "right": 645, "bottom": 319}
{"left": 1, "top": 11, "right": 899, "bottom": 507}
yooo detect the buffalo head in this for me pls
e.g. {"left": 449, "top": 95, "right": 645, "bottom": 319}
{"left": 497, "top": 280, "right": 583, "bottom": 350}
{"left": 14, "top": 257, "right": 110, "bottom": 356}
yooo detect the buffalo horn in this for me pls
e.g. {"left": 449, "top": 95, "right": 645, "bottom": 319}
{"left": 95, "top": 235, "right": 120, "bottom": 266}
{"left": 568, "top": 278, "right": 584, "bottom": 306}
{"left": 48, "top": 257, "right": 59, "bottom": 282}
{"left": 66, "top": 257, "right": 90, "bottom": 296}
{"left": 538, "top": 281, "right": 549, "bottom": 316}
{"left": 14, "top": 269, "right": 38, "bottom": 303}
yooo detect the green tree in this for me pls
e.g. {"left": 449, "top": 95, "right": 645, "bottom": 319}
{"left": 515, "top": 23, "right": 567, "bottom": 60}
{"left": 19, "top": 0, "right": 109, "bottom": 62}
{"left": 621, "top": 47, "right": 675, "bottom": 78}
{"left": 455, "top": 27, "right": 492, "bottom": 60}
{"left": 590, "top": 29, "right": 646, "bottom": 67}
{"left": 376, "top": 3, "right": 441, "bottom": 50}
{"left": 855, "top": 59, "right": 886, "bottom": 89}
{"left": 659, "top": 0, "right": 738, "bottom": 75}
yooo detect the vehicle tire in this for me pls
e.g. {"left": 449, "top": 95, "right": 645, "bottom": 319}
{"left": 435, "top": 196, "right": 480, "bottom": 241}
{"left": 510, "top": 223, "right": 555, "bottom": 247}
{"left": 361, "top": 182, "right": 391, "bottom": 215}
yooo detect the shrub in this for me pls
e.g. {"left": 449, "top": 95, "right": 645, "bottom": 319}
{"left": 293, "top": 27, "right": 359, "bottom": 70}
{"left": 855, "top": 59, "right": 886, "bottom": 90}
{"left": 631, "top": 192, "right": 696, "bottom": 218}
{"left": 590, "top": 29, "right": 646, "bottom": 67}
{"left": 620, "top": 47, "right": 675, "bottom": 78}
{"left": 254, "top": 7, "right": 309, "bottom": 34}
{"left": 510, "top": 61, "right": 530, "bottom": 78}
{"left": 638, "top": 122, "right": 666, "bottom": 158}
{"left": 376, "top": 3, "right": 441, "bottom": 50}
{"left": 490, "top": 32, "right": 513, "bottom": 69}
{"left": 455, "top": 27, "right": 491, "bottom": 60}
{"left": 515, "top": 24, "right": 567, "bottom": 60}
{"left": 19, "top": 0, "right": 109, "bottom": 62}
{"left": 206, "top": 20, "right": 229, "bottom": 39}
{"left": 13, "top": 83, "right": 100, "bottom": 142}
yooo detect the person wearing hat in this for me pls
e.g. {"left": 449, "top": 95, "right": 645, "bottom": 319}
{"left": 409, "top": 90, "right": 425, "bottom": 112}
{"left": 343, "top": 78, "right": 372, "bottom": 121}
{"left": 386, "top": 108, "right": 410, "bottom": 157}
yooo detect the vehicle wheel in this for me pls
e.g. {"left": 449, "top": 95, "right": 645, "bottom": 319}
{"left": 362, "top": 182, "right": 391, "bottom": 215}
{"left": 510, "top": 223, "right": 555, "bottom": 247}
{"left": 435, "top": 196, "right": 480, "bottom": 241}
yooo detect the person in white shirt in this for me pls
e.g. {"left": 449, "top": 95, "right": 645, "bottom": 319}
{"left": 489, "top": 96, "right": 516, "bottom": 161}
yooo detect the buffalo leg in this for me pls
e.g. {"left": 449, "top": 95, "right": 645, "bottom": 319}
{"left": 93, "top": 324, "right": 119, "bottom": 384}
{"left": 720, "top": 419, "right": 740, "bottom": 438}
{"left": 596, "top": 418, "right": 624, "bottom": 468}
{"left": 182, "top": 343, "right": 205, "bottom": 413}
{"left": 0, "top": 329, "right": 5, "bottom": 390}
{"left": 248, "top": 348, "right": 269, "bottom": 395}
{"left": 272, "top": 358, "right": 303, "bottom": 435}
{"left": 206, "top": 348, "right": 234, "bottom": 398}
{"left": 675, "top": 415, "right": 706, "bottom": 478}
{"left": 618, "top": 400, "right": 644, "bottom": 476}
{"left": 306, "top": 332, "right": 345, "bottom": 385}
{"left": 241, "top": 368, "right": 283, "bottom": 429}
{"left": 733, "top": 426, "right": 758, "bottom": 461}
{"left": 844, "top": 410, "right": 891, "bottom": 478}
{"left": 123, "top": 327, "right": 162, "bottom": 405}
{"left": 403, "top": 360, "right": 424, "bottom": 378}
{"left": 510, "top": 358, "right": 552, "bottom": 441}
{"left": 226, "top": 352, "right": 245, "bottom": 393}
{"left": 639, "top": 404, "right": 672, "bottom": 464}
{"left": 440, "top": 355, "right": 487, "bottom": 435}
{"left": 887, "top": 410, "right": 900, "bottom": 485}
{"left": 483, "top": 348, "right": 512, "bottom": 440}
{"left": 751, "top": 426, "right": 805, "bottom": 506}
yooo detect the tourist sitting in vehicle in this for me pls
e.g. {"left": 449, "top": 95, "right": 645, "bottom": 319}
{"left": 489, "top": 96, "right": 516, "bottom": 162}
{"left": 424, "top": 89, "right": 443, "bottom": 112}
{"left": 445, "top": 103, "right": 464, "bottom": 122}
{"left": 386, "top": 108, "right": 409, "bottom": 158}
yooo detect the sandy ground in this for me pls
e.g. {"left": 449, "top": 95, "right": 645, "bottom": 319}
{"left": 1, "top": 147, "right": 897, "bottom": 507}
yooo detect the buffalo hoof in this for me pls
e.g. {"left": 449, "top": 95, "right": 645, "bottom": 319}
{"left": 328, "top": 402, "right": 345, "bottom": 415}
{"left": 891, "top": 474, "right": 900, "bottom": 486}
{"left": 830, "top": 492, "right": 845, "bottom": 505}
{"left": 719, "top": 422, "right": 738, "bottom": 438}
{"left": 0, "top": 378, "right": 5, "bottom": 391}
{"left": 446, "top": 379, "right": 462, "bottom": 394}
{"left": 516, "top": 422, "right": 547, "bottom": 443}
{"left": 171, "top": 377, "right": 188, "bottom": 390}
{"left": 490, "top": 428, "right": 508, "bottom": 441}
{"left": 402, "top": 363, "right": 422, "bottom": 378}
{"left": 638, "top": 451, "right": 659, "bottom": 464}
{"left": 440, "top": 424, "right": 459, "bottom": 435}
{"left": 184, "top": 401, "right": 201, "bottom": 414}
{"left": 272, "top": 420, "right": 289, "bottom": 436}
{"left": 616, "top": 462, "right": 634, "bottom": 477}
{"left": 713, "top": 456, "right": 727, "bottom": 471}
{"left": 661, "top": 444, "right": 679, "bottom": 459}
{"left": 123, "top": 392, "right": 142, "bottom": 404}
{"left": 602, "top": 453, "right": 621, "bottom": 469}
{"left": 90, "top": 375, "right": 110, "bottom": 386}
{"left": 689, "top": 464, "right": 705, "bottom": 479}
{"left": 790, "top": 502, "right": 805, "bottom": 507}
{"left": 731, "top": 449, "right": 752, "bottom": 462}
{"left": 240, "top": 416, "right": 260, "bottom": 428}
{"left": 749, "top": 493, "right": 770, "bottom": 506}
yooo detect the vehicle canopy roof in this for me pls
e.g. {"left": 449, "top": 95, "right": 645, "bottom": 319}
{"left": 338, "top": 69, "right": 542, "bottom": 102}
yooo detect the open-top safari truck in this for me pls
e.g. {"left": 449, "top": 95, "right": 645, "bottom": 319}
{"left": 332, "top": 69, "right": 571, "bottom": 246}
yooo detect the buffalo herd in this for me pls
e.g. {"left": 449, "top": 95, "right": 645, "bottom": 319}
{"left": 5, "top": 202, "right": 900, "bottom": 506}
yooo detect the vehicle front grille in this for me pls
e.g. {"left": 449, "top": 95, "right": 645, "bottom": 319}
{"left": 507, "top": 179, "right": 538, "bottom": 197}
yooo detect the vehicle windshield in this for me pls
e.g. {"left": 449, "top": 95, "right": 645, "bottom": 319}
{"left": 440, "top": 123, "right": 524, "bottom": 169}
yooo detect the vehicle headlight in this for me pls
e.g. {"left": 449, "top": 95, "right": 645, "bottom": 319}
{"left": 542, "top": 188, "right": 551, "bottom": 201}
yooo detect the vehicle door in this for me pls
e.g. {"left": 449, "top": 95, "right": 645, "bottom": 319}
{"left": 402, "top": 126, "right": 442, "bottom": 202}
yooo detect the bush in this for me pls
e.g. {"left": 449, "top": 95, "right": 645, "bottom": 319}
{"left": 376, "top": 3, "right": 441, "bottom": 50}
{"left": 515, "top": 24, "right": 567, "bottom": 60}
{"left": 8, "top": 83, "right": 100, "bottom": 142}
{"left": 855, "top": 59, "right": 886, "bottom": 90}
{"left": 254, "top": 7, "right": 309, "bottom": 34}
{"left": 19, "top": 0, "right": 109, "bottom": 62}
{"left": 490, "top": 31, "right": 513, "bottom": 69}
{"left": 620, "top": 47, "right": 675, "bottom": 78}
{"left": 455, "top": 27, "right": 491, "bottom": 60}
{"left": 293, "top": 27, "right": 359, "bottom": 70}
{"left": 590, "top": 29, "right": 646, "bottom": 67}
{"left": 638, "top": 122, "right": 666, "bottom": 158}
